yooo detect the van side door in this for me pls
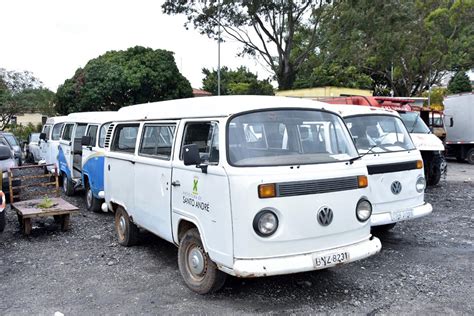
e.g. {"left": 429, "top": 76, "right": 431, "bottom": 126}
{"left": 58, "top": 123, "right": 75, "bottom": 179}
{"left": 170, "top": 119, "right": 234, "bottom": 267}
{"left": 106, "top": 123, "right": 140, "bottom": 214}
{"left": 82, "top": 124, "right": 99, "bottom": 192}
{"left": 133, "top": 122, "right": 177, "bottom": 242}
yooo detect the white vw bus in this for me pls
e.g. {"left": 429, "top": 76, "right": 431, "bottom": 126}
{"left": 330, "top": 105, "right": 432, "bottom": 230}
{"left": 58, "top": 112, "right": 115, "bottom": 200}
{"left": 39, "top": 116, "right": 68, "bottom": 172}
{"left": 103, "top": 96, "right": 381, "bottom": 294}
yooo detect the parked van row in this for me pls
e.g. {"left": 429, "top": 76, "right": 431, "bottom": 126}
{"left": 36, "top": 96, "right": 432, "bottom": 294}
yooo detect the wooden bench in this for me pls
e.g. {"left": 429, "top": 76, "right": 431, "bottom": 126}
{"left": 8, "top": 164, "right": 79, "bottom": 235}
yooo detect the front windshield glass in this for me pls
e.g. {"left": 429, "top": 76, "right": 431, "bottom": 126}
{"left": 227, "top": 109, "right": 358, "bottom": 166}
{"left": 345, "top": 115, "right": 416, "bottom": 154}
{"left": 4, "top": 134, "right": 19, "bottom": 147}
{"left": 30, "top": 134, "right": 40, "bottom": 142}
{"left": 399, "top": 112, "right": 430, "bottom": 134}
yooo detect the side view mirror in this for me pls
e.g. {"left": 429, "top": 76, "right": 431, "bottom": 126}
{"left": 39, "top": 133, "right": 47, "bottom": 141}
{"left": 81, "top": 135, "right": 92, "bottom": 146}
{"left": 183, "top": 144, "right": 208, "bottom": 173}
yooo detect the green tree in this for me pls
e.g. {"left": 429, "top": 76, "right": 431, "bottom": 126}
{"left": 202, "top": 66, "right": 274, "bottom": 95}
{"left": 447, "top": 71, "right": 472, "bottom": 94}
{"left": 0, "top": 69, "right": 47, "bottom": 130}
{"left": 163, "top": 0, "right": 333, "bottom": 90}
{"left": 55, "top": 46, "right": 193, "bottom": 114}
{"left": 318, "top": 0, "right": 473, "bottom": 96}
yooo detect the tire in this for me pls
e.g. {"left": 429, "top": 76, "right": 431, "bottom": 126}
{"left": 178, "top": 228, "right": 227, "bottom": 294}
{"left": 85, "top": 184, "right": 102, "bottom": 213}
{"left": 425, "top": 157, "right": 442, "bottom": 186}
{"left": 62, "top": 173, "right": 74, "bottom": 196}
{"left": 0, "top": 210, "right": 5, "bottom": 233}
{"left": 114, "top": 206, "right": 139, "bottom": 246}
{"left": 467, "top": 148, "right": 474, "bottom": 165}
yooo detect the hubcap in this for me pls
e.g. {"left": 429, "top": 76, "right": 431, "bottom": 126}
{"left": 119, "top": 215, "right": 126, "bottom": 235}
{"left": 188, "top": 246, "right": 205, "bottom": 276}
{"left": 86, "top": 188, "right": 92, "bottom": 208}
{"left": 62, "top": 176, "right": 67, "bottom": 192}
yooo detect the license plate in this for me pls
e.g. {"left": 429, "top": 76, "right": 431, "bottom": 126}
{"left": 391, "top": 209, "right": 414, "bottom": 221}
{"left": 313, "top": 251, "right": 350, "bottom": 268}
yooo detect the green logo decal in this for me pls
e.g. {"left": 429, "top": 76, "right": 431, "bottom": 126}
{"left": 192, "top": 177, "right": 199, "bottom": 195}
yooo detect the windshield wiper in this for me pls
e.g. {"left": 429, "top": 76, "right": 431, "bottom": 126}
{"left": 348, "top": 144, "right": 380, "bottom": 164}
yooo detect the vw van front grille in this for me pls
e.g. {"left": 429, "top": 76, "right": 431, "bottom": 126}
{"left": 104, "top": 123, "right": 115, "bottom": 149}
{"left": 276, "top": 176, "right": 359, "bottom": 197}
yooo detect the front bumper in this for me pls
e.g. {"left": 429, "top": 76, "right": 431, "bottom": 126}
{"left": 221, "top": 236, "right": 381, "bottom": 278}
{"left": 371, "top": 202, "right": 433, "bottom": 226}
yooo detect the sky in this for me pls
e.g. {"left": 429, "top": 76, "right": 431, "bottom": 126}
{"left": 0, "top": 0, "right": 272, "bottom": 92}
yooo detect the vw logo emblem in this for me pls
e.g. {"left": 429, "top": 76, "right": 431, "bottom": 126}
{"left": 317, "top": 206, "right": 333, "bottom": 226}
{"left": 391, "top": 181, "right": 402, "bottom": 195}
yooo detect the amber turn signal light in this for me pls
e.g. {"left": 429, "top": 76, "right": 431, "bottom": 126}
{"left": 358, "top": 175, "right": 368, "bottom": 188}
{"left": 416, "top": 160, "right": 423, "bottom": 169}
{"left": 258, "top": 183, "right": 276, "bottom": 198}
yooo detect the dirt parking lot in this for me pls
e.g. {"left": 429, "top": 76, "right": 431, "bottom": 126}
{"left": 0, "top": 161, "right": 473, "bottom": 315}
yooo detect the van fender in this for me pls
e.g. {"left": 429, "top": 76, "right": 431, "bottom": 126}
{"left": 172, "top": 211, "right": 209, "bottom": 253}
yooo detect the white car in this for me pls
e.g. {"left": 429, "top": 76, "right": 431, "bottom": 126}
{"left": 25, "top": 133, "right": 42, "bottom": 163}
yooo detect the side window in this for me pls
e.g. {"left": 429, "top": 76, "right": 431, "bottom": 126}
{"left": 74, "top": 124, "right": 87, "bottom": 138}
{"left": 43, "top": 125, "right": 52, "bottom": 140}
{"left": 111, "top": 124, "right": 139, "bottom": 154}
{"left": 62, "top": 124, "right": 74, "bottom": 141}
{"left": 181, "top": 122, "right": 219, "bottom": 164}
{"left": 139, "top": 124, "right": 175, "bottom": 160}
{"left": 86, "top": 125, "right": 99, "bottom": 147}
{"left": 98, "top": 123, "right": 110, "bottom": 148}
{"left": 51, "top": 123, "right": 64, "bottom": 140}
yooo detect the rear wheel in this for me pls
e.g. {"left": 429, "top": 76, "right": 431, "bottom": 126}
{"left": 62, "top": 173, "right": 74, "bottom": 196}
{"left": 85, "top": 184, "right": 101, "bottom": 213}
{"left": 114, "top": 206, "right": 139, "bottom": 246}
{"left": 178, "top": 228, "right": 227, "bottom": 294}
{"left": 466, "top": 148, "right": 474, "bottom": 165}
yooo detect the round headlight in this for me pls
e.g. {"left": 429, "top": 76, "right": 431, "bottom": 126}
{"left": 416, "top": 177, "right": 426, "bottom": 193}
{"left": 253, "top": 210, "right": 279, "bottom": 237}
{"left": 356, "top": 199, "right": 372, "bottom": 222}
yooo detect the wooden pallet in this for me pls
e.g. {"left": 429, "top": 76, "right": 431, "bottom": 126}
{"left": 8, "top": 164, "right": 79, "bottom": 235}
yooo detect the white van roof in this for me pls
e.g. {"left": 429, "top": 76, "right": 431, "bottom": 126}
{"left": 116, "top": 96, "right": 335, "bottom": 121}
{"left": 65, "top": 111, "right": 118, "bottom": 124}
{"left": 322, "top": 103, "right": 399, "bottom": 118}
{"left": 45, "top": 116, "right": 68, "bottom": 125}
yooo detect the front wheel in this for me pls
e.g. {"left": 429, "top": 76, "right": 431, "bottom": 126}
{"left": 62, "top": 173, "right": 74, "bottom": 196}
{"left": 466, "top": 148, "right": 474, "bottom": 165}
{"left": 85, "top": 185, "right": 102, "bottom": 213}
{"left": 178, "top": 228, "right": 227, "bottom": 294}
{"left": 114, "top": 206, "right": 139, "bottom": 246}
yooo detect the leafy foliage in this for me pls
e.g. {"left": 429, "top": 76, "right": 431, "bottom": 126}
{"left": 7, "top": 122, "right": 43, "bottom": 143}
{"left": 447, "top": 71, "right": 472, "bottom": 94}
{"left": 316, "top": 0, "right": 473, "bottom": 96}
{"left": 55, "top": 46, "right": 193, "bottom": 114}
{"left": 422, "top": 87, "right": 448, "bottom": 110}
{"left": 0, "top": 69, "right": 52, "bottom": 130}
{"left": 202, "top": 66, "right": 274, "bottom": 95}
{"left": 163, "top": 0, "right": 333, "bottom": 90}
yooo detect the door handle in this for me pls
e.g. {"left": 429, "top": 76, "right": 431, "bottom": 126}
{"left": 171, "top": 180, "right": 181, "bottom": 187}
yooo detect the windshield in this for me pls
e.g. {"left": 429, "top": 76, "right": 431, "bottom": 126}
{"left": 30, "top": 134, "right": 40, "bottom": 142}
{"left": 345, "top": 115, "right": 416, "bottom": 154}
{"left": 227, "top": 109, "right": 358, "bottom": 166}
{"left": 399, "top": 112, "right": 430, "bottom": 134}
{"left": 4, "top": 134, "right": 19, "bottom": 147}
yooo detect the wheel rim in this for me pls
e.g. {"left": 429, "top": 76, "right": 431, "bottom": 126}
{"left": 62, "top": 176, "right": 68, "bottom": 192}
{"left": 186, "top": 244, "right": 206, "bottom": 280}
{"left": 469, "top": 151, "right": 474, "bottom": 163}
{"left": 86, "top": 188, "right": 93, "bottom": 208}
{"left": 116, "top": 214, "right": 126, "bottom": 240}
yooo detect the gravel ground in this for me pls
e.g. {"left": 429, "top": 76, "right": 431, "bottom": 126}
{"left": 0, "top": 161, "right": 472, "bottom": 315}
